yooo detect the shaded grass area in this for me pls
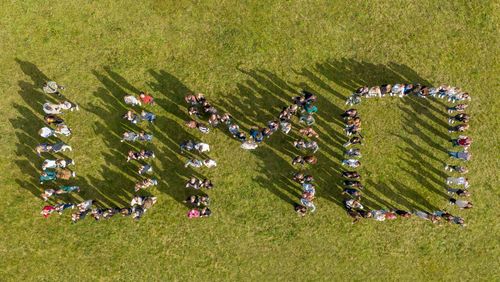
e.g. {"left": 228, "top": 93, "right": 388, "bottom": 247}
{"left": 0, "top": 1, "right": 499, "bottom": 281}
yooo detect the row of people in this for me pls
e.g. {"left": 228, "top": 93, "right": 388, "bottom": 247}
{"left": 41, "top": 196, "right": 158, "bottom": 222}
{"left": 444, "top": 97, "right": 473, "bottom": 212}
{"left": 292, "top": 173, "right": 317, "bottom": 215}
{"left": 122, "top": 92, "right": 159, "bottom": 219}
{"left": 346, "top": 83, "right": 471, "bottom": 105}
{"left": 38, "top": 82, "right": 80, "bottom": 222}
{"left": 289, "top": 91, "right": 320, "bottom": 215}
{"left": 345, "top": 206, "right": 466, "bottom": 226}
{"left": 183, "top": 95, "right": 216, "bottom": 218}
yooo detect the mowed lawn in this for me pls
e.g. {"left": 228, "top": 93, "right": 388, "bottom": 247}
{"left": 0, "top": 1, "right": 498, "bottom": 280}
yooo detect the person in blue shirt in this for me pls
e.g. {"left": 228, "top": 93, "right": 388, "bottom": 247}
{"left": 39, "top": 170, "right": 57, "bottom": 184}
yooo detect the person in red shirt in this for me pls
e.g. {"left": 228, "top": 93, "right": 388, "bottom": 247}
{"left": 139, "top": 92, "right": 154, "bottom": 105}
{"left": 41, "top": 205, "right": 55, "bottom": 218}
{"left": 452, "top": 135, "right": 472, "bottom": 149}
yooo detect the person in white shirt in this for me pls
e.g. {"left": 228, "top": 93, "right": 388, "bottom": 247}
{"left": 77, "top": 200, "right": 93, "bottom": 212}
{"left": 42, "top": 159, "right": 73, "bottom": 170}
{"left": 446, "top": 177, "right": 469, "bottom": 188}
{"left": 194, "top": 142, "right": 210, "bottom": 153}
{"left": 43, "top": 81, "right": 65, "bottom": 96}
{"left": 203, "top": 159, "right": 217, "bottom": 168}
{"left": 39, "top": 127, "right": 55, "bottom": 138}
{"left": 124, "top": 95, "right": 141, "bottom": 106}
{"left": 54, "top": 124, "right": 72, "bottom": 136}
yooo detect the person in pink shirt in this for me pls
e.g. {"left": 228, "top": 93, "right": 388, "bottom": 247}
{"left": 187, "top": 209, "right": 200, "bottom": 218}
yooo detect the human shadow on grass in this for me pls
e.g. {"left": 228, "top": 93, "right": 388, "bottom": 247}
{"left": 211, "top": 68, "right": 346, "bottom": 208}
{"left": 11, "top": 63, "right": 143, "bottom": 208}
{"left": 146, "top": 69, "right": 211, "bottom": 203}
{"left": 86, "top": 68, "right": 196, "bottom": 207}
{"left": 13, "top": 59, "right": 83, "bottom": 205}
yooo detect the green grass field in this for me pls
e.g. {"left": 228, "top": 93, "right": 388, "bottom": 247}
{"left": 1, "top": 1, "right": 499, "bottom": 280}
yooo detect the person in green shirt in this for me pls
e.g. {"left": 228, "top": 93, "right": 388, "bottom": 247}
{"left": 57, "top": 185, "right": 80, "bottom": 193}
{"left": 39, "top": 170, "right": 57, "bottom": 184}
{"left": 304, "top": 103, "right": 318, "bottom": 114}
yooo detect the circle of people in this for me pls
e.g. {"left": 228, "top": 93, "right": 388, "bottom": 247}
{"left": 339, "top": 83, "right": 472, "bottom": 226}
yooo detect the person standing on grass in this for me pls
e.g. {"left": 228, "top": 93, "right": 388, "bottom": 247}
{"left": 139, "top": 92, "right": 155, "bottom": 105}
{"left": 448, "top": 150, "right": 471, "bottom": 161}
{"left": 42, "top": 159, "right": 74, "bottom": 170}
{"left": 41, "top": 205, "right": 56, "bottom": 218}
{"left": 43, "top": 81, "right": 65, "bottom": 96}
{"left": 449, "top": 124, "right": 469, "bottom": 133}
{"left": 300, "top": 192, "right": 316, "bottom": 213}
{"left": 447, "top": 104, "right": 468, "bottom": 113}
{"left": 342, "top": 159, "right": 361, "bottom": 168}
{"left": 141, "top": 110, "right": 156, "bottom": 122}
{"left": 445, "top": 164, "right": 469, "bottom": 174}
{"left": 54, "top": 203, "right": 74, "bottom": 214}
{"left": 343, "top": 136, "right": 362, "bottom": 147}
{"left": 446, "top": 177, "right": 469, "bottom": 188}
{"left": 448, "top": 113, "right": 470, "bottom": 124}
{"left": 447, "top": 188, "right": 471, "bottom": 197}
{"left": 39, "top": 170, "right": 57, "bottom": 184}
{"left": 451, "top": 136, "right": 472, "bottom": 148}
{"left": 449, "top": 198, "right": 473, "bottom": 209}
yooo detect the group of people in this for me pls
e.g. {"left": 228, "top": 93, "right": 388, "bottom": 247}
{"left": 340, "top": 83, "right": 472, "bottom": 226}
{"left": 35, "top": 78, "right": 474, "bottom": 224}
{"left": 42, "top": 196, "right": 158, "bottom": 222}
{"left": 38, "top": 81, "right": 84, "bottom": 221}
{"left": 120, "top": 92, "right": 159, "bottom": 219}
{"left": 446, "top": 100, "right": 473, "bottom": 212}
{"left": 346, "top": 84, "right": 471, "bottom": 106}
{"left": 181, "top": 94, "right": 220, "bottom": 218}
{"left": 184, "top": 90, "right": 318, "bottom": 151}
{"left": 39, "top": 85, "right": 160, "bottom": 222}
{"left": 285, "top": 91, "right": 320, "bottom": 216}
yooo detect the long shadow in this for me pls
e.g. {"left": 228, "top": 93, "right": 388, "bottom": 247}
{"left": 213, "top": 68, "right": 346, "bottom": 208}
{"left": 291, "top": 59, "right": 450, "bottom": 212}
{"left": 12, "top": 60, "right": 83, "bottom": 205}
{"left": 147, "top": 69, "right": 210, "bottom": 203}
{"left": 12, "top": 59, "right": 453, "bottom": 216}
